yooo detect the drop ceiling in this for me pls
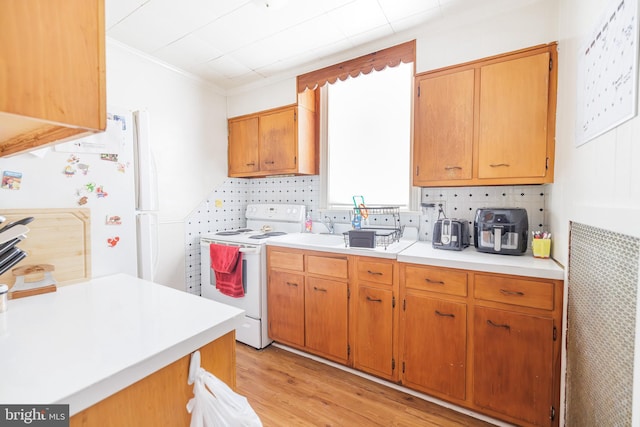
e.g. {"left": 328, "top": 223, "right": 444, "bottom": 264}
{"left": 105, "top": 0, "right": 523, "bottom": 92}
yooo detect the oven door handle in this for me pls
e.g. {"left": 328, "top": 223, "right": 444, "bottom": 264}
{"left": 239, "top": 247, "right": 260, "bottom": 254}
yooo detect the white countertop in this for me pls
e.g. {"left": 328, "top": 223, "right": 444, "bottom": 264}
{"left": 397, "top": 242, "right": 564, "bottom": 280}
{"left": 267, "top": 233, "right": 416, "bottom": 259}
{"left": 0, "top": 274, "right": 244, "bottom": 416}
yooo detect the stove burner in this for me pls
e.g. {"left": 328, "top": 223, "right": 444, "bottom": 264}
{"left": 249, "top": 231, "right": 287, "bottom": 239}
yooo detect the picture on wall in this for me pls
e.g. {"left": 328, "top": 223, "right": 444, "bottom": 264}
{"left": 576, "top": 0, "right": 639, "bottom": 146}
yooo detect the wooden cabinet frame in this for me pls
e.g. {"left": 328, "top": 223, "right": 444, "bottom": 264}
{"left": 228, "top": 89, "right": 318, "bottom": 178}
{"left": 0, "top": 0, "right": 106, "bottom": 157}
{"left": 399, "top": 263, "right": 563, "bottom": 427}
{"left": 413, "top": 42, "right": 558, "bottom": 187}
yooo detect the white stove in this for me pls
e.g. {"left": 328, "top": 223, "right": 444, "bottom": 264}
{"left": 200, "top": 203, "right": 306, "bottom": 348}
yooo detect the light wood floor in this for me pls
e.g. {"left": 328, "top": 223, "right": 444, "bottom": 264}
{"left": 235, "top": 343, "right": 494, "bottom": 427}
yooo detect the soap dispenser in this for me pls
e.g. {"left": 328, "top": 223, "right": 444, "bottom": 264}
{"left": 305, "top": 212, "right": 313, "bottom": 233}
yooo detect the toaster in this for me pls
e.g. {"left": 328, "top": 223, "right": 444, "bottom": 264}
{"left": 432, "top": 219, "right": 470, "bottom": 251}
{"left": 474, "top": 208, "right": 529, "bottom": 255}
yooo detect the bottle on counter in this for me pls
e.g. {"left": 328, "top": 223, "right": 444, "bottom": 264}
{"left": 305, "top": 212, "right": 313, "bottom": 233}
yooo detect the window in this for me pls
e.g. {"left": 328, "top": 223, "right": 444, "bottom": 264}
{"left": 325, "top": 61, "right": 413, "bottom": 209}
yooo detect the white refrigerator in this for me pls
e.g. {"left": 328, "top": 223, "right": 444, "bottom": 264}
{"left": 0, "top": 107, "right": 158, "bottom": 281}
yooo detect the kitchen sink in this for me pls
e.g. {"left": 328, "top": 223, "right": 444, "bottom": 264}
{"left": 277, "top": 232, "right": 345, "bottom": 248}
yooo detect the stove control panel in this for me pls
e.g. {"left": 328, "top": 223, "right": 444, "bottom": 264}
{"left": 245, "top": 204, "right": 306, "bottom": 222}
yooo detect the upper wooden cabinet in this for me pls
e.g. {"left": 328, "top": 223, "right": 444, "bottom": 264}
{"left": 0, "top": 0, "right": 106, "bottom": 157}
{"left": 413, "top": 43, "right": 557, "bottom": 187}
{"left": 228, "top": 89, "right": 318, "bottom": 178}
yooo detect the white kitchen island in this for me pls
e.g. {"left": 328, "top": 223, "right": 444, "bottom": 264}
{"left": 0, "top": 273, "right": 244, "bottom": 426}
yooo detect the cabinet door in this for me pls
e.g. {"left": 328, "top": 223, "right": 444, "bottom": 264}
{"left": 0, "top": 0, "right": 106, "bottom": 157}
{"left": 473, "top": 306, "right": 554, "bottom": 426}
{"left": 228, "top": 117, "right": 259, "bottom": 176}
{"left": 413, "top": 69, "right": 474, "bottom": 184}
{"left": 259, "top": 108, "right": 297, "bottom": 172}
{"left": 478, "top": 52, "right": 550, "bottom": 179}
{"left": 305, "top": 277, "right": 348, "bottom": 362}
{"left": 402, "top": 294, "right": 466, "bottom": 400}
{"left": 354, "top": 284, "right": 394, "bottom": 379}
{"left": 267, "top": 270, "right": 305, "bottom": 346}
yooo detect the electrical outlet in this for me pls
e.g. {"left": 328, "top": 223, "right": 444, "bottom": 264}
{"left": 434, "top": 200, "right": 447, "bottom": 218}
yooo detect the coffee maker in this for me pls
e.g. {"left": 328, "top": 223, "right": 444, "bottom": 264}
{"left": 474, "top": 208, "right": 528, "bottom": 255}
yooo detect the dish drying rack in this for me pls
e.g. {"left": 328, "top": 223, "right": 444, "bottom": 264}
{"left": 344, "top": 206, "right": 404, "bottom": 249}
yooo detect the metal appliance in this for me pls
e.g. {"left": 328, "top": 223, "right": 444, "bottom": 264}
{"left": 474, "top": 208, "right": 529, "bottom": 255}
{"left": 432, "top": 218, "right": 470, "bottom": 251}
{"left": 200, "top": 204, "right": 306, "bottom": 349}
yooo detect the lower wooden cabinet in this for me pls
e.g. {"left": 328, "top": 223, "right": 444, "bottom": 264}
{"left": 399, "top": 263, "right": 563, "bottom": 427}
{"left": 473, "top": 306, "right": 555, "bottom": 426}
{"left": 402, "top": 294, "right": 467, "bottom": 401}
{"left": 305, "top": 277, "right": 348, "bottom": 361}
{"left": 267, "top": 247, "right": 349, "bottom": 364}
{"left": 267, "top": 246, "right": 563, "bottom": 427}
{"left": 352, "top": 256, "right": 398, "bottom": 380}
{"left": 267, "top": 269, "right": 305, "bottom": 347}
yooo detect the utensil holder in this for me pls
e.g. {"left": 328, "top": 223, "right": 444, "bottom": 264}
{"left": 532, "top": 239, "right": 551, "bottom": 258}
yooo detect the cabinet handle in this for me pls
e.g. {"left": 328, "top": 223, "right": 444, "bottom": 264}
{"left": 435, "top": 310, "right": 455, "bottom": 318}
{"left": 444, "top": 166, "right": 462, "bottom": 170}
{"left": 487, "top": 319, "right": 510, "bottom": 331}
{"left": 500, "top": 289, "right": 525, "bottom": 297}
{"left": 313, "top": 286, "right": 327, "bottom": 292}
{"left": 489, "top": 163, "right": 510, "bottom": 168}
{"left": 286, "top": 282, "right": 298, "bottom": 287}
{"left": 367, "top": 270, "right": 383, "bottom": 276}
{"left": 425, "top": 278, "right": 445, "bottom": 285}
{"left": 264, "top": 160, "right": 275, "bottom": 165}
{"left": 246, "top": 162, "right": 255, "bottom": 166}
{"left": 366, "top": 296, "right": 382, "bottom": 303}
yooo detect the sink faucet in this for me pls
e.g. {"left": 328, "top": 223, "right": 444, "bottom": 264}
{"left": 322, "top": 216, "right": 335, "bottom": 234}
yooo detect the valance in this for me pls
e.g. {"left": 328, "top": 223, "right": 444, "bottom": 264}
{"left": 297, "top": 40, "right": 415, "bottom": 93}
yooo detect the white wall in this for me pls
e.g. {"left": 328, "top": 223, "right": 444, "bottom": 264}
{"left": 552, "top": 1, "right": 640, "bottom": 425}
{"left": 551, "top": 0, "right": 640, "bottom": 264}
{"left": 106, "top": 40, "right": 228, "bottom": 290}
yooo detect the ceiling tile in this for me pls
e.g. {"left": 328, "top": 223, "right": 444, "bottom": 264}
{"left": 377, "top": 0, "right": 441, "bottom": 22}
{"left": 107, "top": 0, "right": 249, "bottom": 53}
{"left": 195, "top": 0, "right": 327, "bottom": 55}
{"left": 152, "top": 34, "right": 223, "bottom": 70}
{"left": 105, "top": 0, "right": 149, "bottom": 29}
{"left": 388, "top": 7, "right": 444, "bottom": 33}
{"left": 230, "top": 14, "right": 346, "bottom": 70}
{"left": 326, "top": 0, "right": 389, "bottom": 37}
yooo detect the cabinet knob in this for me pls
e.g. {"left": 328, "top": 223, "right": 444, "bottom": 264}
{"left": 489, "top": 163, "right": 510, "bottom": 168}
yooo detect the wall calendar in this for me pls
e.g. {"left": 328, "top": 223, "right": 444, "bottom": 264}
{"left": 576, "top": 0, "right": 639, "bottom": 146}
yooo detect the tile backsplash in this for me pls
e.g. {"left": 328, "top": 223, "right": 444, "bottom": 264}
{"left": 185, "top": 179, "right": 547, "bottom": 295}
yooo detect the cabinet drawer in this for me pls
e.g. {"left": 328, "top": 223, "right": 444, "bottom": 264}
{"left": 474, "top": 274, "right": 554, "bottom": 310}
{"left": 357, "top": 260, "right": 393, "bottom": 285}
{"left": 269, "top": 250, "right": 304, "bottom": 271}
{"left": 307, "top": 255, "right": 348, "bottom": 279}
{"left": 404, "top": 265, "right": 467, "bottom": 297}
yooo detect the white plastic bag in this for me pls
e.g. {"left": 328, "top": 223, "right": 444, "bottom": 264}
{"left": 187, "top": 351, "right": 262, "bottom": 427}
